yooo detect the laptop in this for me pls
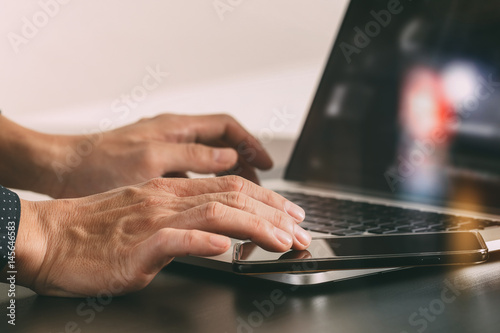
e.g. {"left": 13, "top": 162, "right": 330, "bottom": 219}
{"left": 175, "top": 0, "right": 500, "bottom": 285}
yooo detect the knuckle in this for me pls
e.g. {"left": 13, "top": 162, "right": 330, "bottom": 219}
{"left": 271, "top": 210, "right": 290, "bottom": 231}
{"left": 145, "top": 178, "right": 167, "bottom": 190}
{"left": 226, "top": 191, "right": 248, "bottom": 210}
{"left": 221, "top": 175, "right": 246, "bottom": 193}
{"left": 263, "top": 189, "right": 277, "bottom": 204}
{"left": 182, "top": 231, "right": 196, "bottom": 249}
{"left": 122, "top": 186, "right": 142, "bottom": 200}
{"left": 250, "top": 217, "right": 266, "bottom": 235}
{"left": 185, "top": 143, "right": 201, "bottom": 161}
{"left": 140, "top": 196, "right": 164, "bottom": 209}
{"left": 203, "top": 202, "right": 226, "bottom": 222}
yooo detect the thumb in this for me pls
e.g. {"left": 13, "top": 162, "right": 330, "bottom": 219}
{"left": 135, "top": 228, "right": 231, "bottom": 275}
{"left": 163, "top": 143, "right": 238, "bottom": 174}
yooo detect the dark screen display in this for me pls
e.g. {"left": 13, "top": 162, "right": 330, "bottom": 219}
{"left": 237, "top": 233, "right": 483, "bottom": 261}
{"left": 286, "top": 0, "right": 500, "bottom": 214}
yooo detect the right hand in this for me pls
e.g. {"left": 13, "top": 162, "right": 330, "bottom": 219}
{"left": 14, "top": 176, "right": 309, "bottom": 297}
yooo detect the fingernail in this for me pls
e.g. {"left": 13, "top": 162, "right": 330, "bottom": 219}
{"left": 284, "top": 201, "right": 306, "bottom": 221}
{"left": 213, "top": 148, "right": 236, "bottom": 165}
{"left": 274, "top": 227, "right": 293, "bottom": 246}
{"left": 209, "top": 235, "right": 231, "bottom": 249}
{"left": 294, "top": 225, "right": 312, "bottom": 247}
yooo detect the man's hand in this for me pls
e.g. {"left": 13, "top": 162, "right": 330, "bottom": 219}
{"left": 15, "top": 176, "right": 310, "bottom": 297}
{"left": 0, "top": 113, "right": 272, "bottom": 198}
{"left": 49, "top": 113, "right": 273, "bottom": 198}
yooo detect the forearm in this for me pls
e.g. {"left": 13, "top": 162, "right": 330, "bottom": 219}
{"left": 0, "top": 114, "right": 64, "bottom": 195}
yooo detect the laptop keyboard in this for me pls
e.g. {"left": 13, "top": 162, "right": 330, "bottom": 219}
{"left": 277, "top": 191, "right": 500, "bottom": 236}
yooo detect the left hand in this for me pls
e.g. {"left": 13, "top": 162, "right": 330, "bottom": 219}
{"left": 14, "top": 176, "right": 308, "bottom": 297}
{"left": 44, "top": 113, "right": 273, "bottom": 198}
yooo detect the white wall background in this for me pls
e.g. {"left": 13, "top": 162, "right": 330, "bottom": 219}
{"left": 0, "top": 0, "right": 348, "bottom": 136}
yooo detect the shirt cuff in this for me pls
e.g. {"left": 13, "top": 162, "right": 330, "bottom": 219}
{"left": 0, "top": 186, "right": 21, "bottom": 271}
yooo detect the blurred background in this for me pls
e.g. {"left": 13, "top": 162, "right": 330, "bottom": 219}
{"left": 0, "top": 0, "right": 348, "bottom": 137}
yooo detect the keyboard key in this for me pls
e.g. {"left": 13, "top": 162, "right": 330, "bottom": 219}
{"left": 331, "top": 221, "right": 350, "bottom": 228}
{"left": 410, "top": 222, "right": 429, "bottom": 228}
{"left": 412, "top": 227, "right": 430, "bottom": 232}
{"left": 377, "top": 223, "right": 398, "bottom": 230}
{"left": 360, "top": 222, "right": 379, "bottom": 228}
{"left": 395, "top": 227, "right": 413, "bottom": 233}
{"left": 349, "top": 226, "right": 368, "bottom": 232}
{"left": 367, "top": 228, "right": 393, "bottom": 234}
{"left": 384, "top": 229, "right": 398, "bottom": 235}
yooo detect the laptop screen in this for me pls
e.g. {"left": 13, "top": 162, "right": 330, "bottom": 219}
{"left": 286, "top": 0, "right": 500, "bottom": 214}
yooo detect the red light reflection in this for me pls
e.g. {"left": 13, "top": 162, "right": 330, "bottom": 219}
{"left": 400, "top": 67, "right": 456, "bottom": 143}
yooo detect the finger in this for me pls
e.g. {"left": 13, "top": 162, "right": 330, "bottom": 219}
{"left": 136, "top": 228, "right": 231, "bottom": 275}
{"left": 148, "top": 176, "right": 306, "bottom": 222}
{"left": 160, "top": 143, "right": 238, "bottom": 174}
{"left": 235, "top": 156, "right": 261, "bottom": 184}
{"left": 177, "top": 192, "right": 297, "bottom": 226}
{"left": 170, "top": 114, "right": 273, "bottom": 170}
{"left": 217, "top": 156, "right": 260, "bottom": 185}
{"left": 173, "top": 191, "right": 312, "bottom": 247}
{"left": 207, "top": 138, "right": 265, "bottom": 182}
{"left": 165, "top": 202, "right": 306, "bottom": 252}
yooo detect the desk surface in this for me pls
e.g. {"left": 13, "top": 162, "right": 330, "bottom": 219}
{"left": 2, "top": 139, "right": 500, "bottom": 333}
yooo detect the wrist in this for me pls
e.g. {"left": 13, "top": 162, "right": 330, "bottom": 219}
{"left": 12, "top": 199, "right": 50, "bottom": 289}
{"left": 0, "top": 115, "right": 69, "bottom": 196}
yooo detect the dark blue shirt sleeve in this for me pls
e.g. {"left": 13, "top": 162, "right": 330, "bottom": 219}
{"left": 0, "top": 186, "right": 21, "bottom": 271}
